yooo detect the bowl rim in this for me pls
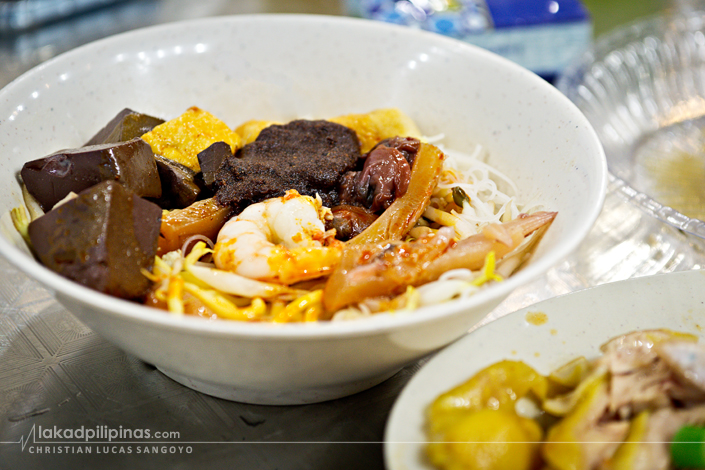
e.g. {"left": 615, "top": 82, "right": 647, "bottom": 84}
{"left": 556, "top": 10, "right": 705, "bottom": 243}
{"left": 0, "top": 13, "right": 608, "bottom": 339}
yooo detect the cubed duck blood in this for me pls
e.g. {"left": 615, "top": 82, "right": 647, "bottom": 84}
{"left": 28, "top": 181, "right": 162, "bottom": 300}
{"left": 21, "top": 137, "right": 161, "bottom": 212}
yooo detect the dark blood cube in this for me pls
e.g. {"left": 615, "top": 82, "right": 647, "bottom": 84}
{"left": 198, "top": 141, "right": 232, "bottom": 189}
{"left": 84, "top": 108, "right": 165, "bottom": 146}
{"left": 21, "top": 137, "right": 162, "bottom": 212}
{"left": 151, "top": 154, "right": 201, "bottom": 209}
{"left": 28, "top": 181, "right": 162, "bottom": 300}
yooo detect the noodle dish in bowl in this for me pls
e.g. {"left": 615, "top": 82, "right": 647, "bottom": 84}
{"left": 0, "top": 15, "right": 607, "bottom": 404}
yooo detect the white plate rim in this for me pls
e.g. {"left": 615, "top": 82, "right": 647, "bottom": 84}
{"left": 384, "top": 268, "right": 705, "bottom": 470}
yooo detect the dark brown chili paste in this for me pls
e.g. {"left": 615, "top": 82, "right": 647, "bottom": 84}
{"left": 214, "top": 119, "right": 361, "bottom": 211}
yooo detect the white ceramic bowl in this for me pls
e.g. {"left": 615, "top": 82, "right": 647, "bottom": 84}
{"left": 0, "top": 14, "right": 607, "bottom": 405}
{"left": 385, "top": 268, "right": 705, "bottom": 469}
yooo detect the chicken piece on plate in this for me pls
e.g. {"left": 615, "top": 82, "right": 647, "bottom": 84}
{"left": 657, "top": 340, "right": 705, "bottom": 395}
{"left": 607, "top": 405, "right": 705, "bottom": 470}
{"left": 595, "top": 330, "right": 703, "bottom": 416}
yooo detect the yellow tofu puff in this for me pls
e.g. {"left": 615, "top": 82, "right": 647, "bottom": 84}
{"left": 142, "top": 107, "right": 242, "bottom": 171}
{"left": 231, "top": 108, "right": 422, "bottom": 153}
{"left": 329, "top": 108, "right": 422, "bottom": 153}
{"left": 234, "top": 119, "right": 280, "bottom": 145}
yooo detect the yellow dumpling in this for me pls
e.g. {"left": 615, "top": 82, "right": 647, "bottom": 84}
{"left": 329, "top": 108, "right": 422, "bottom": 153}
{"left": 426, "top": 408, "right": 542, "bottom": 470}
{"left": 142, "top": 107, "right": 242, "bottom": 171}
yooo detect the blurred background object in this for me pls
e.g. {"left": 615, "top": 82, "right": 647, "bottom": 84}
{"left": 582, "top": 0, "right": 668, "bottom": 36}
{"left": 345, "top": 0, "right": 592, "bottom": 81}
{"left": 0, "top": 0, "right": 690, "bottom": 86}
{"left": 0, "top": 0, "right": 346, "bottom": 86}
{"left": 0, "top": 0, "right": 123, "bottom": 31}
{"left": 344, "top": 0, "right": 700, "bottom": 80}
{"left": 552, "top": 8, "right": 705, "bottom": 299}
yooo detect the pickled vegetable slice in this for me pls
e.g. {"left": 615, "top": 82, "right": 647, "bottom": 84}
{"left": 427, "top": 408, "right": 542, "bottom": 470}
{"left": 158, "top": 198, "right": 232, "bottom": 256}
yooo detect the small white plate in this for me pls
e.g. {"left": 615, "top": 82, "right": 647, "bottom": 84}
{"left": 384, "top": 269, "right": 705, "bottom": 470}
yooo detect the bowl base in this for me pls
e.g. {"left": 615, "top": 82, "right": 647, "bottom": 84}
{"left": 157, "top": 367, "right": 401, "bottom": 405}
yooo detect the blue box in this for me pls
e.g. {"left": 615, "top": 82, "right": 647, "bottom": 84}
{"left": 345, "top": 0, "right": 592, "bottom": 81}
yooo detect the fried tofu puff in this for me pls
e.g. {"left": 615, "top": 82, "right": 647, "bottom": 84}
{"left": 142, "top": 106, "right": 242, "bottom": 172}
{"left": 233, "top": 108, "right": 422, "bottom": 154}
{"left": 329, "top": 108, "right": 422, "bottom": 153}
{"left": 235, "top": 120, "right": 280, "bottom": 145}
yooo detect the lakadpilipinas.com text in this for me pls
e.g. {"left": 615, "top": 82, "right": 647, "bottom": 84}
{"left": 20, "top": 424, "right": 193, "bottom": 455}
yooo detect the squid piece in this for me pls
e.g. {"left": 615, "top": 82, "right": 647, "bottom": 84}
{"left": 322, "top": 211, "right": 557, "bottom": 313}
{"left": 348, "top": 142, "right": 445, "bottom": 245}
{"left": 414, "top": 211, "right": 557, "bottom": 286}
{"left": 322, "top": 226, "right": 455, "bottom": 315}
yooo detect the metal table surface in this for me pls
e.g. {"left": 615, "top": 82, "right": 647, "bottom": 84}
{"left": 1, "top": 1, "right": 704, "bottom": 469}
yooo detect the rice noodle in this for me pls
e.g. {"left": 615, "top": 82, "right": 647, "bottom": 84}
{"left": 436, "top": 145, "right": 523, "bottom": 230}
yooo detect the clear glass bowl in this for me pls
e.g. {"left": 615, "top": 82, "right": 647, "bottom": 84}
{"left": 557, "top": 11, "right": 705, "bottom": 247}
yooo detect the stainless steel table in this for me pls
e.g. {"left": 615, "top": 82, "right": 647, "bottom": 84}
{"left": 1, "top": 1, "right": 703, "bottom": 468}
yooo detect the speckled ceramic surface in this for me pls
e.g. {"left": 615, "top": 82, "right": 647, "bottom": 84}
{"left": 384, "top": 269, "right": 705, "bottom": 470}
{"left": 0, "top": 15, "right": 606, "bottom": 404}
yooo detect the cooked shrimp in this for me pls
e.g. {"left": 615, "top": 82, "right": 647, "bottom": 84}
{"left": 213, "top": 190, "right": 344, "bottom": 285}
